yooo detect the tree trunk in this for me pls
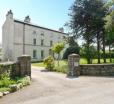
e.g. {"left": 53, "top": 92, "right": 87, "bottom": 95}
{"left": 58, "top": 54, "right": 60, "bottom": 66}
{"left": 102, "top": 32, "right": 106, "bottom": 63}
{"left": 97, "top": 34, "right": 101, "bottom": 64}
{"left": 109, "top": 45, "right": 112, "bottom": 63}
{"left": 87, "top": 36, "right": 91, "bottom": 64}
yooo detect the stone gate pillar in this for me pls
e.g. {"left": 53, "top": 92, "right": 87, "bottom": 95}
{"left": 18, "top": 55, "right": 31, "bottom": 77}
{"left": 67, "top": 54, "right": 80, "bottom": 77}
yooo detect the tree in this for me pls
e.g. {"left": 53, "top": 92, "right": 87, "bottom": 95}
{"left": 51, "top": 42, "right": 64, "bottom": 66}
{"left": 67, "top": 0, "right": 107, "bottom": 64}
{"left": 105, "top": 10, "right": 114, "bottom": 62}
{"left": 63, "top": 46, "right": 80, "bottom": 59}
{"left": 68, "top": 36, "right": 78, "bottom": 47}
{"left": 80, "top": 44, "right": 97, "bottom": 64}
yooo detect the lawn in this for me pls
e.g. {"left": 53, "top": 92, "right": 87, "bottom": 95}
{"left": 32, "top": 58, "right": 114, "bottom": 67}
{"left": 32, "top": 58, "right": 114, "bottom": 73}
{"left": 80, "top": 58, "right": 114, "bottom": 64}
{"left": 32, "top": 60, "right": 68, "bottom": 73}
{"left": 32, "top": 62, "right": 46, "bottom": 67}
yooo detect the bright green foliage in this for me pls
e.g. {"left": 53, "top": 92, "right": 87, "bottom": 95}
{"left": 0, "top": 87, "right": 10, "bottom": 92}
{"left": 32, "top": 62, "right": 45, "bottom": 67}
{"left": 51, "top": 42, "right": 64, "bottom": 66}
{"left": 51, "top": 42, "right": 64, "bottom": 54}
{"left": 105, "top": 11, "right": 114, "bottom": 45}
{"left": 104, "top": 2, "right": 114, "bottom": 62}
{"left": 0, "top": 77, "right": 16, "bottom": 88}
{"left": 17, "top": 76, "right": 31, "bottom": 86}
{"left": 43, "top": 56, "right": 55, "bottom": 71}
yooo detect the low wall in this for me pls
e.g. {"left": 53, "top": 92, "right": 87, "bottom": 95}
{"left": 0, "top": 62, "right": 14, "bottom": 78}
{"left": 79, "top": 64, "right": 114, "bottom": 76}
{"left": 0, "top": 55, "right": 31, "bottom": 79}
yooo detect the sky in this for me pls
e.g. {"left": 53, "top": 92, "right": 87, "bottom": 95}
{"left": 0, "top": 0, "right": 74, "bottom": 44}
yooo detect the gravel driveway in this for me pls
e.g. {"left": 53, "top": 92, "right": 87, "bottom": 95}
{"left": 1, "top": 66, "right": 114, "bottom": 104}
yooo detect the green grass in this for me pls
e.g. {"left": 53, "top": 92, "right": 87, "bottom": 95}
{"left": 32, "top": 60, "right": 68, "bottom": 68}
{"left": 32, "top": 60, "right": 68, "bottom": 73}
{"left": 80, "top": 58, "right": 114, "bottom": 64}
{"left": 32, "top": 62, "right": 46, "bottom": 67}
{"left": 32, "top": 58, "right": 114, "bottom": 73}
{"left": 32, "top": 58, "right": 114, "bottom": 68}
{"left": 53, "top": 60, "right": 68, "bottom": 73}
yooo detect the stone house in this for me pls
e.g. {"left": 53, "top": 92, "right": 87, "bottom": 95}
{"left": 2, "top": 10, "right": 67, "bottom": 61}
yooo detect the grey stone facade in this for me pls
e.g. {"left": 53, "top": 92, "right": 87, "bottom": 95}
{"left": 2, "top": 10, "right": 67, "bottom": 61}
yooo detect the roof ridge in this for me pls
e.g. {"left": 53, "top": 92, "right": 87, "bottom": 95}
{"left": 14, "top": 19, "right": 68, "bottom": 35}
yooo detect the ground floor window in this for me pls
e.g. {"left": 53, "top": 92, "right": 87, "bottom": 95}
{"left": 33, "top": 50, "right": 37, "bottom": 59}
{"left": 49, "top": 49, "right": 52, "bottom": 55}
{"left": 41, "top": 50, "right": 44, "bottom": 59}
{"left": 33, "top": 38, "right": 36, "bottom": 45}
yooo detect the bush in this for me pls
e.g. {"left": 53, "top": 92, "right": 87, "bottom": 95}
{"left": 80, "top": 45, "right": 97, "bottom": 59}
{"left": 0, "top": 87, "right": 10, "bottom": 92}
{"left": 53, "top": 65, "right": 68, "bottom": 73}
{"left": 17, "top": 76, "right": 31, "bottom": 86}
{"left": 43, "top": 56, "right": 54, "bottom": 71}
{"left": 0, "top": 77, "right": 16, "bottom": 88}
{"left": 63, "top": 46, "right": 80, "bottom": 59}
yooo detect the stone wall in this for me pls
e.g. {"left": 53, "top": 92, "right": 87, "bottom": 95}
{"left": 0, "top": 62, "right": 14, "bottom": 78}
{"left": 79, "top": 64, "right": 114, "bottom": 76}
{"left": 0, "top": 55, "right": 31, "bottom": 78}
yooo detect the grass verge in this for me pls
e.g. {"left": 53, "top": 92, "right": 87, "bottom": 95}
{"left": 32, "top": 58, "right": 114, "bottom": 73}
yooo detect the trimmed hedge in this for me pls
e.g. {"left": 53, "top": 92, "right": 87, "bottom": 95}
{"left": 63, "top": 46, "right": 80, "bottom": 59}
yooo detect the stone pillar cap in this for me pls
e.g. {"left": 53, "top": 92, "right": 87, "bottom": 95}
{"left": 18, "top": 55, "right": 31, "bottom": 59}
{"left": 20, "top": 54, "right": 31, "bottom": 57}
{"left": 68, "top": 54, "right": 80, "bottom": 57}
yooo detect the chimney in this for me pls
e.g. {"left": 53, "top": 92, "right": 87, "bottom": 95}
{"left": 59, "top": 27, "right": 64, "bottom": 33}
{"left": 24, "top": 15, "right": 31, "bottom": 23}
{"left": 6, "top": 10, "right": 13, "bottom": 19}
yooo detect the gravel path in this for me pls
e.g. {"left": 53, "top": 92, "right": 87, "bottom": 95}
{"left": 1, "top": 66, "right": 114, "bottom": 104}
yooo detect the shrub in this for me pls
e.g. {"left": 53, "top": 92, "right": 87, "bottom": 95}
{"left": 0, "top": 87, "right": 10, "bottom": 92}
{"left": 0, "top": 65, "right": 11, "bottom": 79}
{"left": 43, "top": 56, "right": 54, "bottom": 71}
{"left": 53, "top": 65, "right": 68, "bottom": 73}
{"left": 0, "top": 77, "right": 16, "bottom": 88}
{"left": 80, "top": 45, "right": 97, "bottom": 59}
{"left": 17, "top": 76, "right": 31, "bottom": 86}
{"left": 63, "top": 46, "right": 80, "bottom": 59}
